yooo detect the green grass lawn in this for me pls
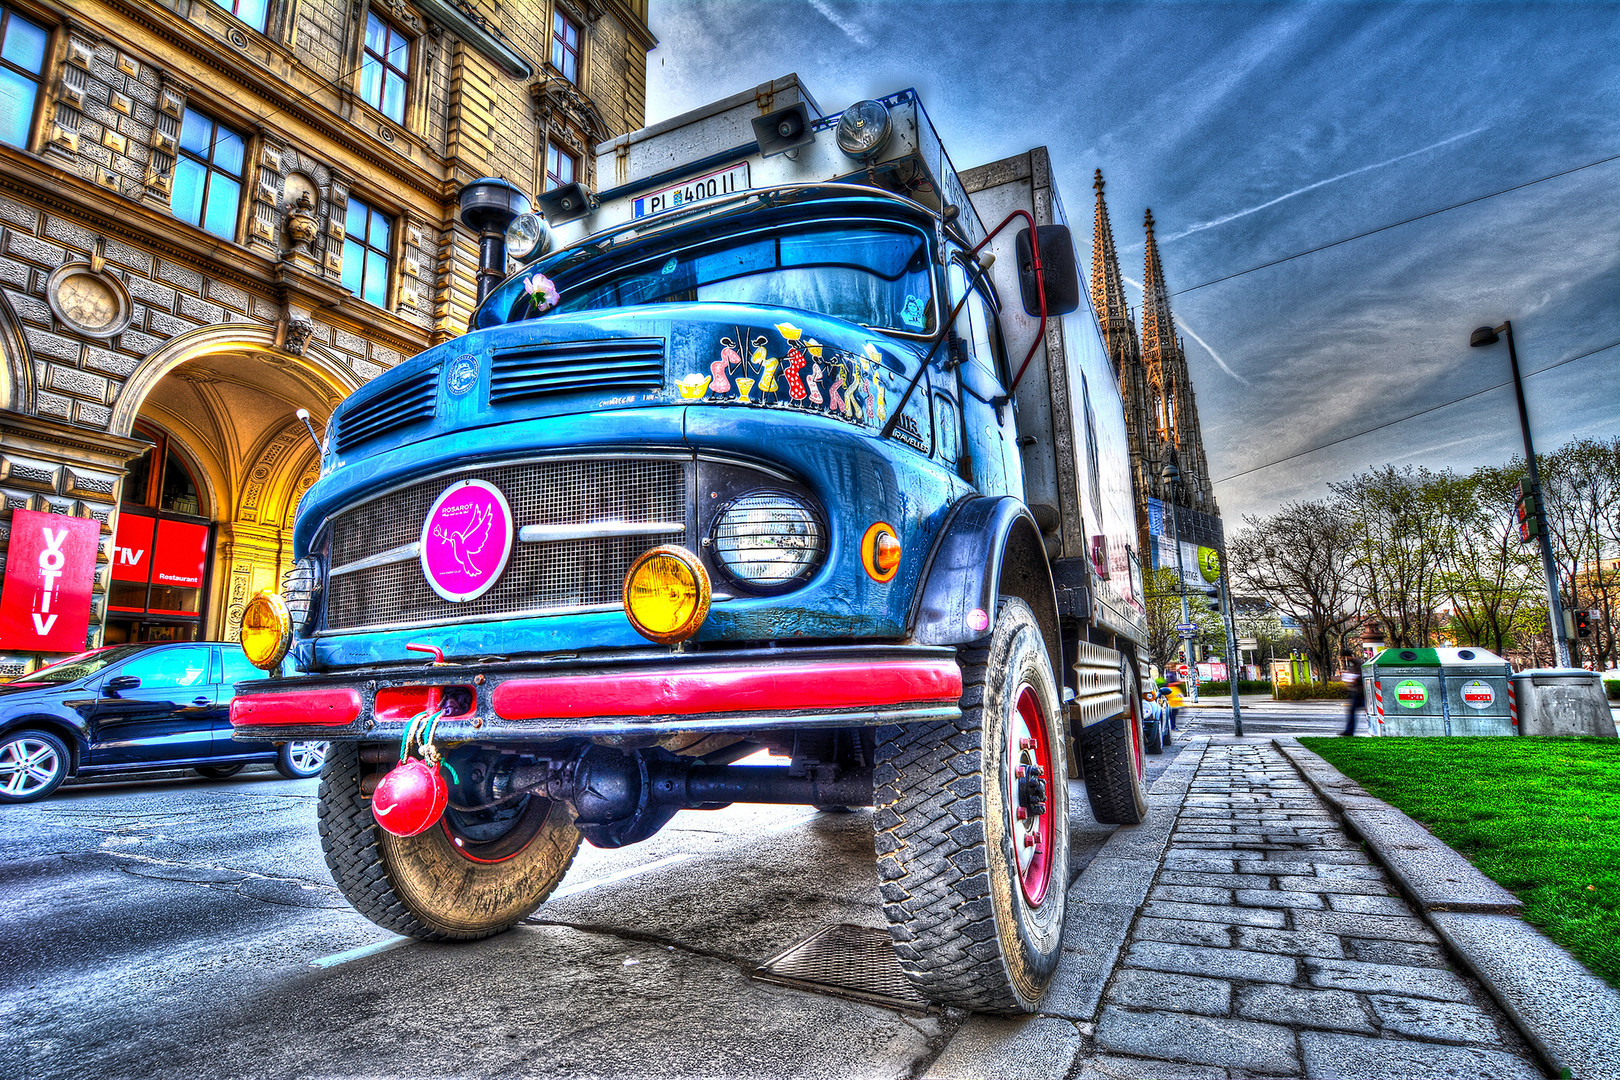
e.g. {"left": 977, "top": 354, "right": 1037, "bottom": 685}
{"left": 1299, "top": 736, "right": 1620, "bottom": 989}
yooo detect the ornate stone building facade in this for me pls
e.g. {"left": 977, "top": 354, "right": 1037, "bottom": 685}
{"left": 0, "top": 0, "right": 652, "bottom": 671}
{"left": 1090, "top": 171, "right": 1220, "bottom": 572}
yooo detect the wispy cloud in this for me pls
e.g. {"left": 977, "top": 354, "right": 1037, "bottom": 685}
{"left": 807, "top": 0, "right": 868, "bottom": 45}
{"left": 1161, "top": 127, "right": 1489, "bottom": 243}
{"left": 1124, "top": 276, "right": 1250, "bottom": 384}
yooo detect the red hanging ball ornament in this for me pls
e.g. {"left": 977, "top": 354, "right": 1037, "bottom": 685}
{"left": 372, "top": 758, "right": 448, "bottom": 837}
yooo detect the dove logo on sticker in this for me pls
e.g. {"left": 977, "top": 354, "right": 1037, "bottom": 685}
{"left": 419, "top": 479, "right": 514, "bottom": 602}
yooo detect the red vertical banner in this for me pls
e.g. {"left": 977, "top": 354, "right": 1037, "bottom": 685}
{"left": 0, "top": 510, "right": 101, "bottom": 652}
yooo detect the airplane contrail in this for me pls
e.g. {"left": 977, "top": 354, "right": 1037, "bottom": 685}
{"left": 808, "top": 0, "right": 869, "bottom": 45}
{"left": 1124, "top": 276, "right": 1251, "bottom": 384}
{"left": 1162, "top": 127, "right": 1489, "bottom": 243}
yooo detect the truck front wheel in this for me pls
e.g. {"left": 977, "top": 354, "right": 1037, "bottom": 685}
{"left": 1078, "top": 659, "right": 1149, "bottom": 824}
{"left": 874, "top": 597, "right": 1069, "bottom": 1013}
{"left": 317, "top": 743, "right": 581, "bottom": 940}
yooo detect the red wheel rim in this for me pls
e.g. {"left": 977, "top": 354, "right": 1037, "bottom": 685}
{"left": 1008, "top": 685, "right": 1054, "bottom": 906}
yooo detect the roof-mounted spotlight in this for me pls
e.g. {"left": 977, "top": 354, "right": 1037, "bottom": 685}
{"left": 835, "top": 99, "right": 892, "bottom": 161}
{"left": 504, "top": 212, "right": 555, "bottom": 265}
{"left": 537, "top": 181, "right": 597, "bottom": 226}
{"left": 752, "top": 102, "right": 816, "bottom": 159}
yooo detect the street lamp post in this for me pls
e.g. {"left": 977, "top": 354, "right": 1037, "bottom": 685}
{"left": 1470, "top": 321, "right": 1571, "bottom": 668}
{"left": 1161, "top": 458, "right": 1197, "bottom": 704}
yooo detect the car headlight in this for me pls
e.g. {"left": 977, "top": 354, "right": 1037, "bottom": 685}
{"left": 281, "top": 558, "right": 317, "bottom": 631}
{"left": 710, "top": 493, "right": 826, "bottom": 589}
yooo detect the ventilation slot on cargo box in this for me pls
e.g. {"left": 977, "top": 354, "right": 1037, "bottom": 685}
{"left": 490, "top": 338, "right": 664, "bottom": 404}
{"left": 334, "top": 366, "right": 439, "bottom": 452}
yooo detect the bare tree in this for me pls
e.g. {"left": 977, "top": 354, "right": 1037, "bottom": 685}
{"left": 1333, "top": 466, "right": 1447, "bottom": 648}
{"left": 1430, "top": 464, "right": 1540, "bottom": 654}
{"left": 1229, "top": 500, "right": 1362, "bottom": 677}
{"left": 1541, "top": 438, "right": 1620, "bottom": 668}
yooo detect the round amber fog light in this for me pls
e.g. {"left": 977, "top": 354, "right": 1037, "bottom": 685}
{"left": 623, "top": 545, "right": 711, "bottom": 644}
{"left": 861, "top": 522, "right": 901, "bottom": 583}
{"left": 241, "top": 590, "right": 293, "bottom": 670}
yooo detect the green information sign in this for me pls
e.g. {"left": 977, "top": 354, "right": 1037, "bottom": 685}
{"left": 1394, "top": 680, "right": 1428, "bottom": 710}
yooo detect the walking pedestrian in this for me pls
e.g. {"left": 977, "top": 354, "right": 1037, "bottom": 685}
{"left": 1339, "top": 650, "right": 1364, "bottom": 736}
{"left": 1163, "top": 671, "right": 1185, "bottom": 733}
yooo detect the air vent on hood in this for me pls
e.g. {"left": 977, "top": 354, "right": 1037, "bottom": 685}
{"left": 334, "top": 365, "right": 439, "bottom": 452}
{"left": 490, "top": 338, "right": 664, "bottom": 404}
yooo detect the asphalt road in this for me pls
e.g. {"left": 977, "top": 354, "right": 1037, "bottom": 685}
{"left": 2, "top": 735, "right": 1200, "bottom": 1080}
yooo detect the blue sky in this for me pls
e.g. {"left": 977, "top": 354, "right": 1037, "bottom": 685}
{"left": 644, "top": 1, "right": 1620, "bottom": 524}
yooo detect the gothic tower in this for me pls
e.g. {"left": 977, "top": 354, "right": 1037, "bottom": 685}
{"left": 1140, "top": 208, "right": 1218, "bottom": 515}
{"left": 1090, "top": 172, "right": 1153, "bottom": 560}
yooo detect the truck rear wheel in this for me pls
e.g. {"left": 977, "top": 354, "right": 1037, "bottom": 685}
{"left": 874, "top": 598, "right": 1069, "bottom": 1013}
{"left": 1079, "top": 659, "right": 1148, "bottom": 824}
{"left": 317, "top": 743, "right": 581, "bottom": 940}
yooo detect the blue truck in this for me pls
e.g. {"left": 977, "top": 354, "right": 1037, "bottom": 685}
{"left": 230, "top": 77, "right": 1151, "bottom": 1013}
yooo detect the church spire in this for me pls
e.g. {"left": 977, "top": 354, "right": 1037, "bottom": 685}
{"left": 1090, "top": 170, "right": 1130, "bottom": 332}
{"left": 1140, "top": 207, "right": 1176, "bottom": 366}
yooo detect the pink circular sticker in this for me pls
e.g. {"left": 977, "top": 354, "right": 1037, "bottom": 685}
{"left": 419, "top": 479, "right": 513, "bottom": 602}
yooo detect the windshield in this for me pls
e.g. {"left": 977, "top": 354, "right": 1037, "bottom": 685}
{"left": 512, "top": 224, "right": 936, "bottom": 334}
{"left": 16, "top": 645, "right": 150, "bottom": 685}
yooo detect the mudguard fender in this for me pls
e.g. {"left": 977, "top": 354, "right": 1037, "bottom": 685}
{"left": 909, "top": 496, "right": 1061, "bottom": 672}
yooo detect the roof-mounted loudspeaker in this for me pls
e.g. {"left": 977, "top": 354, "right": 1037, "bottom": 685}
{"left": 752, "top": 103, "right": 816, "bottom": 159}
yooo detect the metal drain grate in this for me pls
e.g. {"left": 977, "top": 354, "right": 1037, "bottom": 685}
{"left": 753, "top": 923, "right": 936, "bottom": 1013}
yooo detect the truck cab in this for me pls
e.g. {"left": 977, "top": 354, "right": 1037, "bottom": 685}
{"left": 230, "top": 77, "right": 1150, "bottom": 1014}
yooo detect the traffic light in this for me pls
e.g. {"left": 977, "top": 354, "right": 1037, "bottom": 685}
{"left": 1199, "top": 584, "right": 1221, "bottom": 614}
{"left": 1576, "top": 610, "right": 1592, "bottom": 638}
{"left": 1513, "top": 479, "right": 1542, "bottom": 544}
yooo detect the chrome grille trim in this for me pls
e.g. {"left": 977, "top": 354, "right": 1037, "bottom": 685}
{"left": 330, "top": 542, "right": 420, "bottom": 578}
{"left": 519, "top": 521, "right": 685, "bottom": 542}
{"left": 324, "top": 455, "right": 692, "bottom": 632}
{"left": 490, "top": 338, "right": 664, "bottom": 404}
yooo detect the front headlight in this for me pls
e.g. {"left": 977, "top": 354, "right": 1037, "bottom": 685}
{"left": 710, "top": 493, "right": 826, "bottom": 589}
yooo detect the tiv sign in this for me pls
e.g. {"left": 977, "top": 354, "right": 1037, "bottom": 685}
{"left": 0, "top": 510, "right": 99, "bottom": 651}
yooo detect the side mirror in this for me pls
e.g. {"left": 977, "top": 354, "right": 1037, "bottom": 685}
{"left": 105, "top": 674, "right": 141, "bottom": 696}
{"left": 1016, "top": 225, "right": 1081, "bottom": 317}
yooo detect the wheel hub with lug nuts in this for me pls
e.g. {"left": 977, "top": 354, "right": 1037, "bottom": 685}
{"left": 1, "top": 737, "right": 60, "bottom": 797}
{"left": 1008, "top": 685, "right": 1054, "bottom": 906}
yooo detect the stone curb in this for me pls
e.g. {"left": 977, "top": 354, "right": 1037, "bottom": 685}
{"left": 924, "top": 738, "right": 1209, "bottom": 1080}
{"left": 1276, "top": 737, "right": 1620, "bottom": 1080}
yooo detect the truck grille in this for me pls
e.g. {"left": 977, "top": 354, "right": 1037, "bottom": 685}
{"left": 490, "top": 338, "right": 664, "bottom": 404}
{"left": 325, "top": 457, "right": 688, "bottom": 631}
{"left": 334, "top": 365, "right": 439, "bottom": 452}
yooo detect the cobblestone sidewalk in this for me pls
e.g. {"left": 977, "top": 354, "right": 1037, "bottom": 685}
{"left": 1084, "top": 740, "right": 1545, "bottom": 1079}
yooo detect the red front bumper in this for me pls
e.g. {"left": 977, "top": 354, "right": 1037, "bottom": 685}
{"left": 229, "top": 649, "right": 963, "bottom": 742}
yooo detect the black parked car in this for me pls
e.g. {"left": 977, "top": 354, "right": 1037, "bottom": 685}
{"left": 0, "top": 642, "right": 327, "bottom": 804}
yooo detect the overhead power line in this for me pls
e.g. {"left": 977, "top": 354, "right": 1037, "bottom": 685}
{"left": 1172, "top": 154, "right": 1620, "bottom": 296}
{"left": 1210, "top": 340, "right": 1620, "bottom": 486}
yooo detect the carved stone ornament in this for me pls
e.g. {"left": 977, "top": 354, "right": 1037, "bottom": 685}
{"left": 285, "top": 190, "right": 318, "bottom": 256}
{"left": 47, "top": 263, "right": 133, "bottom": 339}
{"left": 284, "top": 318, "right": 313, "bottom": 357}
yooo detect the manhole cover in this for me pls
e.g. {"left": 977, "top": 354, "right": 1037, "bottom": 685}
{"left": 753, "top": 923, "right": 936, "bottom": 1013}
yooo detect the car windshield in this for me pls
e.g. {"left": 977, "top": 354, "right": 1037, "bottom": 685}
{"left": 511, "top": 224, "right": 936, "bottom": 334}
{"left": 14, "top": 645, "right": 151, "bottom": 685}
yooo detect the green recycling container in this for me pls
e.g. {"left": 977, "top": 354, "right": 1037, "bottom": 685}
{"left": 1366, "top": 647, "right": 1514, "bottom": 736}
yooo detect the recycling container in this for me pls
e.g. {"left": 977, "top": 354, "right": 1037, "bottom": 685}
{"left": 1365, "top": 647, "right": 1514, "bottom": 737}
{"left": 1511, "top": 669, "right": 1618, "bottom": 737}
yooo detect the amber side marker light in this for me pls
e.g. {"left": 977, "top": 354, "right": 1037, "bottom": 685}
{"left": 862, "top": 522, "right": 901, "bottom": 583}
{"left": 241, "top": 590, "right": 293, "bottom": 670}
{"left": 623, "top": 545, "right": 712, "bottom": 644}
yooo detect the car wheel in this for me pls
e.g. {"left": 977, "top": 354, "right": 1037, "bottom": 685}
{"left": 277, "top": 740, "right": 328, "bottom": 779}
{"left": 874, "top": 597, "right": 1069, "bottom": 1013}
{"left": 317, "top": 742, "right": 581, "bottom": 940}
{"left": 0, "top": 729, "right": 71, "bottom": 804}
{"left": 1143, "top": 714, "right": 1164, "bottom": 755}
{"left": 196, "top": 763, "right": 247, "bottom": 779}
{"left": 1078, "top": 657, "right": 1148, "bottom": 824}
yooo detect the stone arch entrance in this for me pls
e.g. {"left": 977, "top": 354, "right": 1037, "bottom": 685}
{"left": 107, "top": 324, "right": 360, "bottom": 642}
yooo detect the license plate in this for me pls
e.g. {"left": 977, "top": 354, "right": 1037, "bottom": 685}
{"left": 633, "top": 162, "right": 750, "bottom": 218}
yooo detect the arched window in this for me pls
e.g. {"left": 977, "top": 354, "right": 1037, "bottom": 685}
{"left": 108, "top": 422, "right": 211, "bottom": 643}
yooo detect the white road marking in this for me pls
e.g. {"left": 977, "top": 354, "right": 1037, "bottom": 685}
{"left": 310, "top": 936, "right": 411, "bottom": 968}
